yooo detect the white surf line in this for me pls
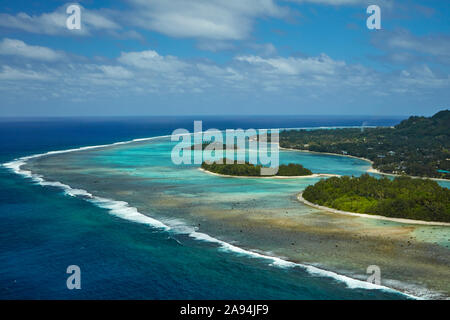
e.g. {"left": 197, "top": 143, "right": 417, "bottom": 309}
{"left": 1, "top": 131, "right": 422, "bottom": 300}
{"left": 198, "top": 167, "right": 340, "bottom": 179}
{"left": 298, "top": 193, "right": 450, "bottom": 227}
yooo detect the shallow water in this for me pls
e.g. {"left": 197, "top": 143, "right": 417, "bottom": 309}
{"left": 19, "top": 135, "right": 450, "bottom": 299}
{"left": 1, "top": 116, "right": 447, "bottom": 299}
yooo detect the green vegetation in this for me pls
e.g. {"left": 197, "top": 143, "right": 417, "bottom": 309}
{"left": 201, "top": 159, "right": 312, "bottom": 177}
{"left": 302, "top": 174, "right": 450, "bottom": 222}
{"left": 277, "top": 163, "right": 313, "bottom": 176}
{"left": 187, "top": 142, "right": 238, "bottom": 150}
{"left": 280, "top": 110, "right": 450, "bottom": 179}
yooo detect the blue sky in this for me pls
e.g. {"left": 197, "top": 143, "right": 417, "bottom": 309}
{"left": 0, "top": 0, "right": 449, "bottom": 116}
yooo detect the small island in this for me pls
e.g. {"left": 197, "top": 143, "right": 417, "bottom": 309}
{"left": 201, "top": 159, "right": 313, "bottom": 177}
{"left": 302, "top": 174, "right": 450, "bottom": 223}
{"left": 185, "top": 142, "right": 238, "bottom": 150}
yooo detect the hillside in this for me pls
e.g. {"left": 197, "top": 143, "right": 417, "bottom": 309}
{"left": 280, "top": 110, "right": 450, "bottom": 179}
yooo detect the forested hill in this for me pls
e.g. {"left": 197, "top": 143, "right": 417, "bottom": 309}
{"left": 395, "top": 110, "right": 449, "bottom": 137}
{"left": 280, "top": 110, "right": 450, "bottom": 179}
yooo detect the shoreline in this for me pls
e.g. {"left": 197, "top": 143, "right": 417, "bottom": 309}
{"left": 198, "top": 167, "right": 340, "bottom": 179}
{"left": 279, "top": 147, "right": 450, "bottom": 182}
{"left": 200, "top": 146, "right": 449, "bottom": 226}
{"left": 297, "top": 192, "right": 450, "bottom": 227}
{"left": 3, "top": 151, "right": 419, "bottom": 300}
{"left": 4, "top": 130, "right": 442, "bottom": 300}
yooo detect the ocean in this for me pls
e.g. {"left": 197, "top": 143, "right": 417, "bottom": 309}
{"left": 0, "top": 115, "right": 416, "bottom": 299}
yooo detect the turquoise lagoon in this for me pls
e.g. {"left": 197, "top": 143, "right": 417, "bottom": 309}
{"left": 17, "top": 134, "right": 450, "bottom": 299}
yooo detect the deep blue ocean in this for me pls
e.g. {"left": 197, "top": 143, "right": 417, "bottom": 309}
{"left": 0, "top": 115, "right": 410, "bottom": 299}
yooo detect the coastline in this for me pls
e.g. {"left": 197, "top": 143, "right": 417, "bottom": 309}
{"left": 198, "top": 150, "right": 449, "bottom": 226}
{"left": 297, "top": 193, "right": 450, "bottom": 227}
{"left": 3, "top": 134, "right": 426, "bottom": 300}
{"left": 3, "top": 148, "right": 420, "bottom": 300}
{"left": 198, "top": 167, "right": 340, "bottom": 179}
{"left": 279, "top": 146, "right": 450, "bottom": 182}
{"left": 5, "top": 130, "right": 449, "bottom": 299}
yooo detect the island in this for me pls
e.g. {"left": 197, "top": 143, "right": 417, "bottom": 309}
{"left": 280, "top": 110, "right": 450, "bottom": 179}
{"left": 201, "top": 159, "right": 313, "bottom": 177}
{"left": 185, "top": 142, "right": 238, "bottom": 150}
{"left": 302, "top": 174, "right": 450, "bottom": 223}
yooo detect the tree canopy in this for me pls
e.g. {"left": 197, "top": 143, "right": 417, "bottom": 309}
{"left": 280, "top": 110, "right": 450, "bottom": 179}
{"left": 303, "top": 174, "right": 450, "bottom": 222}
{"left": 201, "top": 159, "right": 312, "bottom": 177}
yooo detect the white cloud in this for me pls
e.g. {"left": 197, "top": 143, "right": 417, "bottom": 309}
{"left": 126, "top": 0, "right": 288, "bottom": 40}
{"left": 0, "top": 1, "right": 288, "bottom": 42}
{"left": 398, "top": 65, "right": 449, "bottom": 89}
{"left": 196, "top": 63, "right": 244, "bottom": 82}
{"left": 0, "top": 41, "right": 448, "bottom": 114}
{"left": 386, "top": 32, "right": 450, "bottom": 58}
{"left": 83, "top": 10, "right": 120, "bottom": 30}
{"left": 0, "top": 11, "right": 70, "bottom": 35}
{"left": 235, "top": 54, "right": 345, "bottom": 75}
{"left": 118, "top": 50, "right": 188, "bottom": 73}
{"left": 0, "top": 65, "right": 51, "bottom": 81}
{"left": 98, "top": 65, "right": 133, "bottom": 79}
{"left": 0, "top": 38, "right": 65, "bottom": 61}
{"left": 372, "top": 30, "right": 450, "bottom": 65}
{"left": 0, "top": 5, "right": 120, "bottom": 37}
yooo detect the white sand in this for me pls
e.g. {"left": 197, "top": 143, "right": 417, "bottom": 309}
{"left": 297, "top": 193, "right": 450, "bottom": 226}
{"left": 198, "top": 168, "right": 340, "bottom": 179}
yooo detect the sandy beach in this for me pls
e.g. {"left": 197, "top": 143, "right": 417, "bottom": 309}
{"left": 297, "top": 192, "right": 450, "bottom": 227}
{"left": 198, "top": 167, "right": 340, "bottom": 179}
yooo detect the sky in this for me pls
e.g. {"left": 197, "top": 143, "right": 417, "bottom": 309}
{"left": 0, "top": 0, "right": 449, "bottom": 117}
